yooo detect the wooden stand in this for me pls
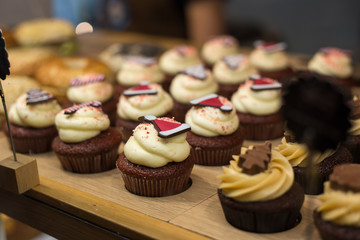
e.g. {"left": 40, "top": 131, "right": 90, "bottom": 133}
{"left": 0, "top": 154, "right": 39, "bottom": 194}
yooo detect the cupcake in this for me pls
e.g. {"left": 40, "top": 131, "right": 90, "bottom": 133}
{"left": 314, "top": 163, "right": 360, "bottom": 240}
{"left": 276, "top": 131, "right": 353, "bottom": 194}
{"left": 169, "top": 64, "right": 218, "bottom": 122}
{"left": 116, "top": 82, "right": 173, "bottom": 141}
{"left": 249, "top": 40, "right": 293, "bottom": 84}
{"left": 116, "top": 115, "right": 194, "bottom": 197}
{"left": 344, "top": 97, "right": 360, "bottom": 163}
{"left": 52, "top": 101, "right": 122, "bottom": 173}
{"left": 200, "top": 35, "right": 239, "bottom": 69}
{"left": 217, "top": 142, "right": 304, "bottom": 233}
{"left": 158, "top": 45, "right": 202, "bottom": 90}
{"left": 213, "top": 54, "right": 257, "bottom": 99}
{"left": 231, "top": 76, "right": 284, "bottom": 140}
{"left": 185, "top": 94, "right": 244, "bottom": 166}
{"left": 65, "top": 73, "right": 117, "bottom": 125}
{"left": 3, "top": 89, "right": 61, "bottom": 153}
{"left": 115, "top": 56, "right": 165, "bottom": 96}
{"left": 308, "top": 47, "right": 354, "bottom": 88}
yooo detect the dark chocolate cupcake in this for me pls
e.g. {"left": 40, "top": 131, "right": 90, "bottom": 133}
{"left": 217, "top": 142, "right": 304, "bottom": 233}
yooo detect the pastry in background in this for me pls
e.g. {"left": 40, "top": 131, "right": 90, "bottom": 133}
{"left": 218, "top": 142, "right": 304, "bottom": 233}
{"left": 213, "top": 54, "right": 257, "bottom": 99}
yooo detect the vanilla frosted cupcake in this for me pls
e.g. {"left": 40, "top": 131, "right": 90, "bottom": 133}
{"left": 201, "top": 35, "right": 239, "bottom": 68}
{"left": 116, "top": 115, "right": 194, "bottom": 197}
{"left": 116, "top": 82, "right": 173, "bottom": 141}
{"left": 3, "top": 89, "right": 61, "bottom": 153}
{"left": 218, "top": 142, "right": 304, "bottom": 233}
{"left": 185, "top": 94, "right": 244, "bottom": 165}
{"left": 249, "top": 41, "right": 293, "bottom": 83}
{"left": 170, "top": 65, "right": 218, "bottom": 122}
{"left": 52, "top": 101, "right": 122, "bottom": 173}
{"left": 231, "top": 76, "right": 284, "bottom": 140}
{"left": 213, "top": 54, "right": 257, "bottom": 99}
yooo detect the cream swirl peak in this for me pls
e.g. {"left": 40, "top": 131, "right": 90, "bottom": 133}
{"left": 124, "top": 117, "right": 191, "bottom": 168}
{"left": 201, "top": 35, "right": 239, "bottom": 65}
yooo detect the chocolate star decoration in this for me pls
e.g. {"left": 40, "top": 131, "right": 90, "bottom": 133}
{"left": 140, "top": 115, "right": 191, "bottom": 138}
{"left": 180, "top": 64, "right": 207, "bottom": 80}
{"left": 238, "top": 142, "right": 272, "bottom": 175}
{"left": 124, "top": 56, "right": 156, "bottom": 66}
{"left": 64, "top": 101, "right": 102, "bottom": 114}
{"left": 250, "top": 77, "right": 282, "bottom": 91}
{"left": 70, "top": 74, "right": 105, "bottom": 87}
{"left": 223, "top": 55, "right": 244, "bottom": 69}
{"left": 190, "top": 94, "right": 232, "bottom": 112}
{"left": 123, "top": 82, "right": 157, "bottom": 96}
{"left": 26, "top": 89, "right": 56, "bottom": 105}
{"left": 0, "top": 29, "right": 10, "bottom": 80}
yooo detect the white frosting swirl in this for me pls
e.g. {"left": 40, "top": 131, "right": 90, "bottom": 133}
{"left": 9, "top": 93, "right": 61, "bottom": 128}
{"left": 249, "top": 47, "right": 289, "bottom": 71}
{"left": 185, "top": 96, "right": 239, "bottom": 137}
{"left": 231, "top": 80, "right": 282, "bottom": 115}
{"left": 201, "top": 36, "right": 239, "bottom": 65}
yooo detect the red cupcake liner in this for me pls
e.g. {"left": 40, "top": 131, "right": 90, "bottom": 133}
{"left": 191, "top": 143, "right": 241, "bottom": 166}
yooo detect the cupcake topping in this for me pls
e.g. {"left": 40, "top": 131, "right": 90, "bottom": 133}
{"left": 140, "top": 115, "right": 191, "bottom": 138}
{"left": 123, "top": 82, "right": 157, "bottom": 96}
{"left": 330, "top": 164, "right": 360, "bottom": 193}
{"left": 180, "top": 64, "right": 207, "bottom": 80}
{"left": 254, "top": 40, "right": 287, "bottom": 54}
{"left": 175, "top": 45, "right": 196, "bottom": 57}
{"left": 223, "top": 55, "right": 244, "bottom": 69}
{"left": 64, "top": 101, "right": 101, "bottom": 114}
{"left": 124, "top": 56, "right": 156, "bottom": 66}
{"left": 238, "top": 142, "right": 272, "bottom": 175}
{"left": 26, "top": 88, "right": 56, "bottom": 105}
{"left": 69, "top": 73, "right": 105, "bottom": 87}
{"left": 320, "top": 47, "right": 352, "bottom": 57}
{"left": 190, "top": 94, "right": 232, "bottom": 112}
{"left": 250, "top": 77, "right": 282, "bottom": 91}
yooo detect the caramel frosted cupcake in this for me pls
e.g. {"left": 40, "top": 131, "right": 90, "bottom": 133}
{"left": 213, "top": 54, "right": 257, "bottom": 99}
{"left": 185, "top": 94, "right": 244, "bottom": 166}
{"left": 159, "top": 45, "right": 202, "bottom": 89}
{"left": 231, "top": 76, "right": 284, "bottom": 140}
{"left": 115, "top": 56, "right": 165, "bottom": 96}
{"left": 314, "top": 164, "right": 360, "bottom": 240}
{"left": 276, "top": 132, "right": 353, "bottom": 194}
{"left": 3, "top": 89, "right": 61, "bottom": 153}
{"left": 116, "top": 115, "right": 194, "bottom": 197}
{"left": 169, "top": 65, "right": 218, "bottom": 122}
{"left": 52, "top": 101, "right": 122, "bottom": 173}
{"left": 65, "top": 73, "right": 117, "bottom": 125}
{"left": 217, "top": 142, "right": 304, "bottom": 233}
{"left": 344, "top": 98, "right": 360, "bottom": 163}
{"left": 200, "top": 35, "right": 239, "bottom": 68}
{"left": 249, "top": 41, "right": 293, "bottom": 84}
{"left": 116, "top": 82, "right": 173, "bottom": 141}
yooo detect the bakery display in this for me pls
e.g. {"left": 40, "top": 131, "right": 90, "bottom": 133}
{"left": 185, "top": 94, "right": 244, "bottom": 165}
{"left": 217, "top": 142, "right": 304, "bottom": 233}
{"left": 116, "top": 115, "right": 193, "bottom": 197}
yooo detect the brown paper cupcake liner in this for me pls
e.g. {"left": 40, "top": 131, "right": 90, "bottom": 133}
{"left": 343, "top": 135, "right": 360, "bottom": 163}
{"left": 241, "top": 121, "right": 284, "bottom": 140}
{"left": 191, "top": 144, "right": 241, "bottom": 166}
{"left": 11, "top": 135, "right": 56, "bottom": 154}
{"left": 120, "top": 168, "right": 192, "bottom": 197}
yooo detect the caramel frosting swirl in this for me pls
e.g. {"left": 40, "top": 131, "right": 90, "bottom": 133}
{"left": 317, "top": 182, "right": 360, "bottom": 227}
{"left": 170, "top": 70, "right": 218, "bottom": 104}
{"left": 231, "top": 80, "right": 282, "bottom": 115}
{"left": 218, "top": 148, "right": 294, "bottom": 202}
{"left": 185, "top": 96, "right": 239, "bottom": 137}
{"left": 349, "top": 119, "right": 360, "bottom": 136}
{"left": 117, "top": 83, "right": 173, "bottom": 121}
{"left": 124, "top": 120, "right": 190, "bottom": 168}
{"left": 55, "top": 106, "right": 110, "bottom": 143}
{"left": 276, "top": 137, "right": 336, "bottom": 167}
{"left": 249, "top": 47, "right": 289, "bottom": 71}
{"left": 9, "top": 93, "right": 61, "bottom": 128}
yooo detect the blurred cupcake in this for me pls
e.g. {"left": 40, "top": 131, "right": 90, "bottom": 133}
{"left": 159, "top": 45, "right": 202, "bottom": 90}
{"left": 314, "top": 164, "right": 360, "bottom": 240}
{"left": 201, "top": 35, "right": 239, "bottom": 69}
{"left": 344, "top": 97, "right": 360, "bottom": 163}
{"left": 52, "top": 101, "right": 122, "bottom": 173}
{"left": 116, "top": 82, "right": 173, "bottom": 141}
{"left": 218, "top": 142, "right": 304, "bottom": 233}
{"left": 185, "top": 94, "right": 244, "bottom": 166}
{"left": 276, "top": 131, "right": 353, "bottom": 194}
{"left": 169, "top": 64, "right": 218, "bottom": 122}
{"left": 249, "top": 40, "right": 293, "bottom": 84}
{"left": 3, "top": 89, "right": 61, "bottom": 153}
{"left": 115, "top": 56, "right": 165, "bottom": 96}
{"left": 116, "top": 115, "right": 194, "bottom": 197}
{"left": 231, "top": 76, "right": 284, "bottom": 140}
{"left": 213, "top": 54, "right": 257, "bottom": 99}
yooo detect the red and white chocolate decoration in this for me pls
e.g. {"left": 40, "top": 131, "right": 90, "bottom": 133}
{"left": 180, "top": 64, "right": 207, "bottom": 80}
{"left": 190, "top": 94, "right": 232, "bottom": 112}
{"left": 124, "top": 56, "right": 157, "bottom": 66}
{"left": 64, "top": 101, "right": 102, "bottom": 115}
{"left": 69, "top": 73, "right": 105, "bottom": 87}
{"left": 250, "top": 76, "right": 282, "bottom": 91}
{"left": 254, "top": 40, "right": 287, "bottom": 53}
{"left": 140, "top": 115, "right": 191, "bottom": 138}
{"left": 223, "top": 54, "right": 244, "bottom": 69}
{"left": 319, "top": 47, "right": 352, "bottom": 57}
{"left": 123, "top": 82, "right": 157, "bottom": 96}
{"left": 26, "top": 89, "right": 55, "bottom": 105}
